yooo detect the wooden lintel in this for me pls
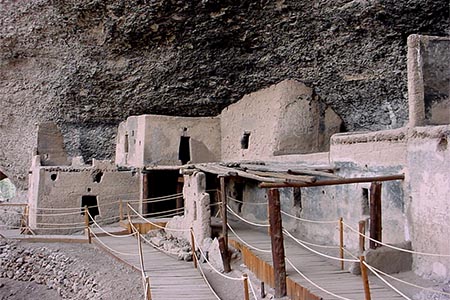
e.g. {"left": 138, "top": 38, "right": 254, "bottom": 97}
{"left": 259, "top": 174, "right": 405, "bottom": 188}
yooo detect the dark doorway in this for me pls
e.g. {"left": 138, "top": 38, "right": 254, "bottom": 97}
{"left": 144, "top": 170, "right": 181, "bottom": 217}
{"left": 81, "top": 195, "right": 99, "bottom": 223}
{"left": 179, "top": 136, "right": 191, "bottom": 165}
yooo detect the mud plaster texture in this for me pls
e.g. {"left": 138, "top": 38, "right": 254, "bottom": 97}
{"left": 0, "top": 0, "right": 448, "bottom": 190}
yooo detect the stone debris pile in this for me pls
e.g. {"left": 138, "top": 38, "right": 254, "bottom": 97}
{"left": 144, "top": 229, "right": 193, "bottom": 261}
{"left": 0, "top": 240, "right": 101, "bottom": 299}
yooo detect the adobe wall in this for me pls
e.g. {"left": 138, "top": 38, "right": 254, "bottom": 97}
{"left": 28, "top": 158, "right": 140, "bottom": 233}
{"left": 166, "top": 171, "right": 211, "bottom": 246}
{"left": 116, "top": 115, "right": 221, "bottom": 167}
{"left": 220, "top": 80, "right": 342, "bottom": 161}
{"left": 408, "top": 35, "right": 450, "bottom": 127}
{"left": 406, "top": 125, "right": 450, "bottom": 281}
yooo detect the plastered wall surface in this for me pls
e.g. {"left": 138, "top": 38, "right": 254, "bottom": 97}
{"left": 220, "top": 80, "right": 342, "bottom": 161}
{"left": 166, "top": 172, "right": 211, "bottom": 246}
{"left": 28, "top": 159, "right": 140, "bottom": 232}
{"left": 406, "top": 125, "right": 450, "bottom": 281}
{"left": 116, "top": 115, "right": 220, "bottom": 167}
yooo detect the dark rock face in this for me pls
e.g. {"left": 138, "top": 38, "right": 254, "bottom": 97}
{"left": 0, "top": 0, "right": 448, "bottom": 189}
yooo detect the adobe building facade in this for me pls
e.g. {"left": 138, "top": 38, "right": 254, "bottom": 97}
{"left": 26, "top": 34, "right": 449, "bottom": 281}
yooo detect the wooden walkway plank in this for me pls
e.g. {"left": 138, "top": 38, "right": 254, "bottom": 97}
{"left": 93, "top": 235, "right": 217, "bottom": 300}
{"left": 229, "top": 223, "right": 405, "bottom": 300}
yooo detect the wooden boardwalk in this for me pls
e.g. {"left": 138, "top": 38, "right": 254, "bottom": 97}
{"left": 229, "top": 222, "right": 404, "bottom": 300}
{"left": 92, "top": 234, "right": 217, "bottom": 300}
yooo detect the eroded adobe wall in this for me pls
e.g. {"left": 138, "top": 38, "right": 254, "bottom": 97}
{"left": 1, "top": 0, "right": 448, "bottom": 191}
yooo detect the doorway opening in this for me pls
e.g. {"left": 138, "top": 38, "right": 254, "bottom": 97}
{"left": 81, "top": 195, "right": 99, "bottom": 223}
{"left": 144, "top": 170, "right": 182, "bottom": 217}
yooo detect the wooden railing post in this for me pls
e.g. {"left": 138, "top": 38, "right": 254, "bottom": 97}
{"left": 339, "top": 217, "right": 344, "bottom": 270}
{"left": 84, "top": 205, "right": 89, "bottom": 227}
{"left": 190, "top": 227, "right": 198, "bottom": 269}
{"left": 360, "top": 256, "right": 372, "bottom": 300}
{"left": 359, "top": 220, "right": 366, "bottom": 253}
{"left": 219, "top": 176, "right": 231, "bottom": 272}
{"left": 268, "top": 188, "right": 287, "bottom": 298}
{"left": 84, "top": 206, "right": 91, "bottom": 243}
{"left": 369, "top": 182, "right": 382, "bottom": 249}
{"left": 145, "top": 276, "right": 152, "bottom": 300}
{"left": 243, "top": 273, "right": 250, "bottom": 300}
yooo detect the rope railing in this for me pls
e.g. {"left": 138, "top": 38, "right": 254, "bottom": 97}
{"left": 227, "top": 195, "right": 268, "bottom": 206}
{"left": 227, "top": 205, "right": 269, "bottom": 227}
{"left": 364, "top": 261, "right": 450, "bottom": 297}
{"left": 363, "top": 260, "right": 412, "bottom": 300}
{"left": 227, "top": 223, "right": 272, "bottom": 253}
{"left": 281, "top": 210, "right": 339, "bottom": 224}
{"left": 127, "top": 204, "right": 189, "bottom": 233}
{"left": 343, "top": 221, "right": 450, "bottom": 257}
{"left": 283, "top": 229, "right": 359, "bottom": 263}
{"left": 285, "top": 257, "right": 354, "bottom": 300}
{"left": 193, "top": 250, "right": 222, "bottom": 300}
{"left": 89, "top": 229, "right": 140, "bottom": 257}
{"left": 282, "top": 228, "right": 340, "bottom": 249}
{"left": 87, "top": 211, "right": 136, "bottom": 239}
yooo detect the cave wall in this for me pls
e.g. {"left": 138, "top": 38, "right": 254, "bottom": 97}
{"left": 0, "top": 0, "right": 448, "bottom": 190}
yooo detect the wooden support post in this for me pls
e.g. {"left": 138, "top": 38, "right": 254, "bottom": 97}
{"left": 145, "top": 276, "right": 152, "bottom": 300}
{"left": 360, "top": 256, "right": 372, "bottom": 300}
{"left": 267, "top": 188, "right": 287, "bottom": 298}
{"left": 369, "top": 182, "right": 382, "bottom": 249}
{"left": 219, "top": 236, "right": 231, "bottom": 273}
{"left": 359, "top": 220, "right": 366, "bottom": 253}
{"left": 190, "top": 228, "right": 198, "bottom": 269}
{"left": 119, "top": 200, "right": 123, "bottom": 221}
{"left": 261, "top": 282, "right": 266, "bottom": 299}
{"left": 243, "top": 273, "right": 250, "bottom": 300}
{"left": 137, "top": 231, "right": 145, "bottom": 274}
{"left": 219, "top": 176, "right": 231, "bottom": 272}
{"left": 176, "top": 176, "right": 184, "bottom": 215}
{"left": 142, "top": 173, "right": 149, "bottom": 217}
{"left": 127, "top": 203, "right": 132, "bottom": 234}
{"left": 339, "top": 217, "right": 344, "bottom": 270}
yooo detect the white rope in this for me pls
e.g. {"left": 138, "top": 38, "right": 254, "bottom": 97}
{"left": 192, "top": 230, "right": 244, "bottom": 281}
{"left": 194, "top": 251, "right": 222, "bottom": 300}
{"left": 90, "top": 230, "right": 140, "bottom": 256}
{"left": 283, "top": 229, "right": 358, "bottom": 263}
{"left": 36, "top": 225, "right": 86, "bottom": 230}
{"left": 365, "top": 261, "right": 450, "bottom": 296}
{"left": 95, "top": 215, "right": 120, "bottom": 222}
{"left": 144, "top": 207, "right": 184, "bottom": 217}
{"left": 281, "top": 210, "right": 338, "bottom": 224}
{"left": 247, "top": 277, "right": 258, "bottom": 300}
{"left": 343, "top": 222, "right": 450, "bottom": 257}
{"left": 36, "top": 221, "right": 85, "bottom": 226}
{"left": 128, "top": 205, "right": 189, "bottom": 232}
{"left": 88, "top": 211, "right": 137, "bottom": 238}
{"left": 37, "top": 200, "right": 122, "bottom": 211}
{"left": 286, "top": 257, "right": 354, "bottom": 300}
{"left": 283, "top": 228, "right": 340, "bottom": 249}
{"left": 35, "top": 210, "right": 84, "bottom": 217}
{"left": 227, "top": 223, "right": 272, "bottom": 253}
{"left": 0, "top": 210, "right": 25, "bottom": 215}
{"left": 139, "top": 233, "right": 182, "bottom": 256}
{"left": 227, "top": 195, "right": 268, "bottom": 206}
{"left": 363, "top": 261, "right": 412, "bottom": 300}
{"left": 227, "top": 206, "right": 269, "bottom": 227}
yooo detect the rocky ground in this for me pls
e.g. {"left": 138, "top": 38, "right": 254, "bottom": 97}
{"left": 0, "top": 237, "right": 271, "bottom": 300}
{"left": 1, "top": 235, "right": 449, "bottom": 300}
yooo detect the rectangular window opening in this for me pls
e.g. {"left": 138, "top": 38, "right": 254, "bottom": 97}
{"left": 179, "top": 136, "right": 191, "bottom": 165}
{"left": 361, "top": 188, "right": 370, "bottom": 215}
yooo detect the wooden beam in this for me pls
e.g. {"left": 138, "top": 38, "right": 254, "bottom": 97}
{"left": 259, "top": 174, "right": 404, "bottom": 188}
{"left": 245, "top": 169, "right": 316, "bottom": 183}
{"left": 219, "top": 236, "right": 231, "bottom": 273}
{"left": 142, "top": 173, "right": 149, "bottom": 215}
{"left": 268, "top": 189, "right": 287, "bottom": 298}
{"left": 220, "top": 176, "right": 231, "bottom": 272}
{"left": 369, "top": 182, "right": 382, "bottom": 249}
